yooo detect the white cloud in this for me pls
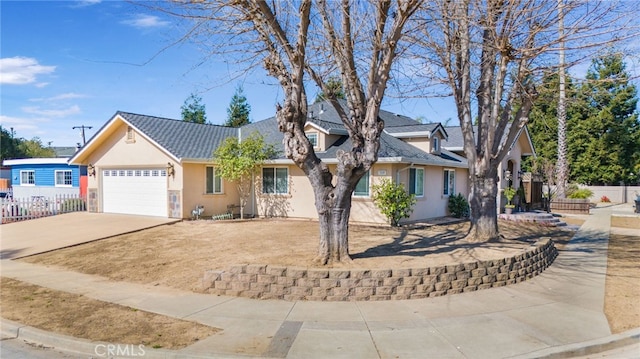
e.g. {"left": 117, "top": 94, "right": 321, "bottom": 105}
{"left": 22, "top": 105, "right": 82, "bottom": 117}
{"left": 0, "top": 115, "right": 44, "bottom": 131}
{"left": 0, "top": 57, "right": 56, "bottom": 85}
{"left": 30, "top": 93, "right": 88, "bottom": 102}
{"left": 72, "top": 0, "right": 101, "bottom": 7}
{"left": 122, "top": 14, "right": 170, "bottom": 29}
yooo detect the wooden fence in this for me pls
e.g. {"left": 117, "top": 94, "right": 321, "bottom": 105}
{"left": 1, "top": 194, "right": 86, "bottom": 224}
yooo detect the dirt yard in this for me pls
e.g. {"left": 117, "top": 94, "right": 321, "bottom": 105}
{"left": 0, "top": 277, "right": 219, "bottom": 349}
{"left": 605, "top": 215, "right": 640, "bottom": 333}
{"left": 5, "top": 215, "right": 638, "bottom": 343}
{"left": 22, "top": 219, "right": 577, "bottom": 292}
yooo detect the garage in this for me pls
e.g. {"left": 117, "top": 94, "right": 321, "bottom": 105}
{"left": 102, "top": 169, "right": 168, "bottom": 217}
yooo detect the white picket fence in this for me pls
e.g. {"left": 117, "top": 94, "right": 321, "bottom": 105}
{"left": 0, "top": 194, "right": 86, "bottom": 224}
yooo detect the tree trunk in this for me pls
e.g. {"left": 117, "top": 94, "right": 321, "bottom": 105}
{"left": 556, "top": 0, "right": 568, "bottom": 199}
{"left": 315, "top": 205, "right": 352, "bottom": 265}
{"left": 467, "top": 174, "right": 499, "bottom": 242}
{"left": 312, "top": 176, "right": 356, "bottom": 265}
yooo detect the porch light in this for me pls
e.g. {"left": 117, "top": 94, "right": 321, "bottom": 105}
{"left": 167, "top": 162, "right": 175, "bottom": 177}
{"left": 88, "top": 163, "right": 96, "bottom": 177}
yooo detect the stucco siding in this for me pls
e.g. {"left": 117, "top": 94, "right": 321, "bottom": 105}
{"left": 181, "top": 163, "right": 241, "bottom": 218}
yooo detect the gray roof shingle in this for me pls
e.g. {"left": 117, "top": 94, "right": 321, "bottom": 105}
{"left": 108, "top": 102, "right": 465, "bottom": 168}
{"left": 117, "top": 112, "right": 237, "bottom": 160}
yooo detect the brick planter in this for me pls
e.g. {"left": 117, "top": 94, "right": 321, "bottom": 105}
{"left": 202, "top": 238, "right": 557, "bottom": 301}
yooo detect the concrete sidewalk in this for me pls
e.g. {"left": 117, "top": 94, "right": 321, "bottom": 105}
{"left": 0, "top": 212, "right": 178, "bottom": 259}
{"left": 1, "top": 205, "right": 638, "bottom": 358}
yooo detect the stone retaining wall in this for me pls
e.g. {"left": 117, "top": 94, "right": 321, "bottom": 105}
{"left": 202, "top": 238, "right": 557, "bottom": 301}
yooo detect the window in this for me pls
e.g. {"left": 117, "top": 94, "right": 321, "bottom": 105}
{"left": 433, "top": 137, "right": 440, "bottom": 152}
{"left": 20, "top": 170, "right": 35, "bottom": 185}
{"left": 409, "top": 168, "right": 424, "bottom": 196}
{"left": 262, "top": 167, "right": 288, "bottom": 194}
{"left": 206, "top": 167, "right": 223, "bottom": 194}
{"left": 306, "top": 133, "right": 318, "bottom": 147}
{"left": 354, "top": 170, "right": 370, "bottom": 197}
{"left": 55, "top": 170, "right": 73, "bottom": 186}
{"left": 443, "top": 169, "right": 455, "bottom": 196}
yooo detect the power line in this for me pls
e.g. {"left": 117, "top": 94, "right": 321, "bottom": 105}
{"left": 73, "top": 125, "right": 93, "bottom": 145}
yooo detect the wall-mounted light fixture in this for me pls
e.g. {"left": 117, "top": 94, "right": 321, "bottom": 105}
{"left": 88, "top": 163, "right": 96, "bottom": 177}
{"left": 167, "top": 162, "right": 175, "bottom": 177}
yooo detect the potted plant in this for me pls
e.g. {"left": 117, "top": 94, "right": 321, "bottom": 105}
{"left": 504, "top": 186, "right": 516, "bottom": 214}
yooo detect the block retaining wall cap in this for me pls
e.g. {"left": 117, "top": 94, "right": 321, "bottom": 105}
{"left": 203, "top": 238, "right": 557, "bottom": 301}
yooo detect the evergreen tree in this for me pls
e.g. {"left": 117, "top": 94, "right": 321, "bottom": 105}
{"left": 314, "top": 76, "right": 345, "bottom": 103}
{"left": 568, "top": 53, "right": 639, "bottom": 185}
{"left": 225, "top": 85, "right": 251, "bottom": 127}
{"left": 181, "top": 93, "right": 207, "bottom": 124}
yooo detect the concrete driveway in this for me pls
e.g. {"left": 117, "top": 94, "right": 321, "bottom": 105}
{"left": 0, "top": 212, "right": 178, "bottom": 259}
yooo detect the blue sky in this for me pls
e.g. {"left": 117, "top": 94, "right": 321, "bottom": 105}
{"left": 0, "top": 0, "right": 458, "bottom": 147}
{"left": 1, "top": 1, "right": 637, "bottom": 148}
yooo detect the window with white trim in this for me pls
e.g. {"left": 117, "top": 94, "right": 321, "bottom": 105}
{"left": 206, "top": 166, "right": 223, "bottom": 194}
{"left": 354, "top": 170, "right": 370, "bottom": 197}
{"left": 409, "top": 168, "right": 424, "bottom": 196}
{"left": 55, "top": 170, "right": 73, "bottom": 186}
{"left": 443, "top": 169, "right": 455, "bottom": 196}
{"left": 20, "top": 170, "right": 35, "bottom": 185}
{"left": 262, "top": 167, "right": 288, "bottom": 194}
{"left": 306, "top": 132, "right": 318, "bottom": 147}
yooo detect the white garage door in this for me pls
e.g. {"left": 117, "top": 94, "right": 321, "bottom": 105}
{"left": 102, "top": 169, "right": 167, "bottom": 217}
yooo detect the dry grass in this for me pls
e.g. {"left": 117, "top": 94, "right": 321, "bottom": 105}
{"left": 0, "top": 277, "right": 220, "bottom": 349}
{"left": 5, "top": 215, "right": 637, "bottom": 343}
{"left": 22, "top": 219, "right": 576, "bottom": 292}
{"left": 604, "top": 215, "right": 640, "bottom": 333}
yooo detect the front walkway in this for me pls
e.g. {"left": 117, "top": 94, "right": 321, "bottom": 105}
{"left": 0, "top": 205, "right": 636, "bottom": 358}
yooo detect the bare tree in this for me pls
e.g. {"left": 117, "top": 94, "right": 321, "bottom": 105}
{"left": 155, "top": 0, "right": 421, "bottom": 264}
{"left": 412, "top": 0, "right": 637, "bottom": 241}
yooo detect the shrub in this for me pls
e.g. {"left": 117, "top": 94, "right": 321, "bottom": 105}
{"left": 448, "top": 193, "right": 469, "bottom": 218}
{"left": 371, "top": 179, "right": 416, "bottom": 226}
{"left": 503, "top": 187, "right": 516, "bottom": 206}
{"left": 568, "top": 188, "right": 594, "bottom": 199}
{"left": 600, "top": 195, "right": 611, "bottom": 203}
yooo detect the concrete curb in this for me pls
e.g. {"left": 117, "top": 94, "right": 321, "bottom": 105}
{"left": 0, "top": 318, "right": 259, "bottom": 359}
{"left": 3, "top": 317, "right": 638, "bottom": 359}
{"left": 509, "top": 327, "right": 640, "bottom": 359}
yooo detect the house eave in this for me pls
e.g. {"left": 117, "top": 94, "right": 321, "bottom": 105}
{"left": 385, "top": 131, "right": 432, "bottom": 138}
{"left": 3, "top": 158, "right": 72, "bottom": 166}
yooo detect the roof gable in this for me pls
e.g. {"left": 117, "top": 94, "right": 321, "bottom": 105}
{"left": 443, "top": 124, "right": 536, "bottom": 156}
{"left": 70, "top": 112, "right": 238, "bottom": 164}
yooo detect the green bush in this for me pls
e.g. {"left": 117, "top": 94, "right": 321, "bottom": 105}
{"left": 448, "top": 193, "right": 470, "bottom": 218}
{"left": 371, "top": 179, "right": 416, "bottom": 226}
{"left": 503, "top": 186, "right": 516, "bottom": 206}
{"left": 568, "top": 188, "right": 593, "bottom": 199}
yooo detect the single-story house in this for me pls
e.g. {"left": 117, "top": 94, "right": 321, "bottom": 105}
{"left": 2, "top": 158, "right": 86, "bottom": 199}
{"left": 69, "top": 100, "right": 534, "bottom": 223}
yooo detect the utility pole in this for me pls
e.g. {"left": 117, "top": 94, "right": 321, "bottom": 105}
{"left": 73, "top": 125, "right": 93, "bottom": 145}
